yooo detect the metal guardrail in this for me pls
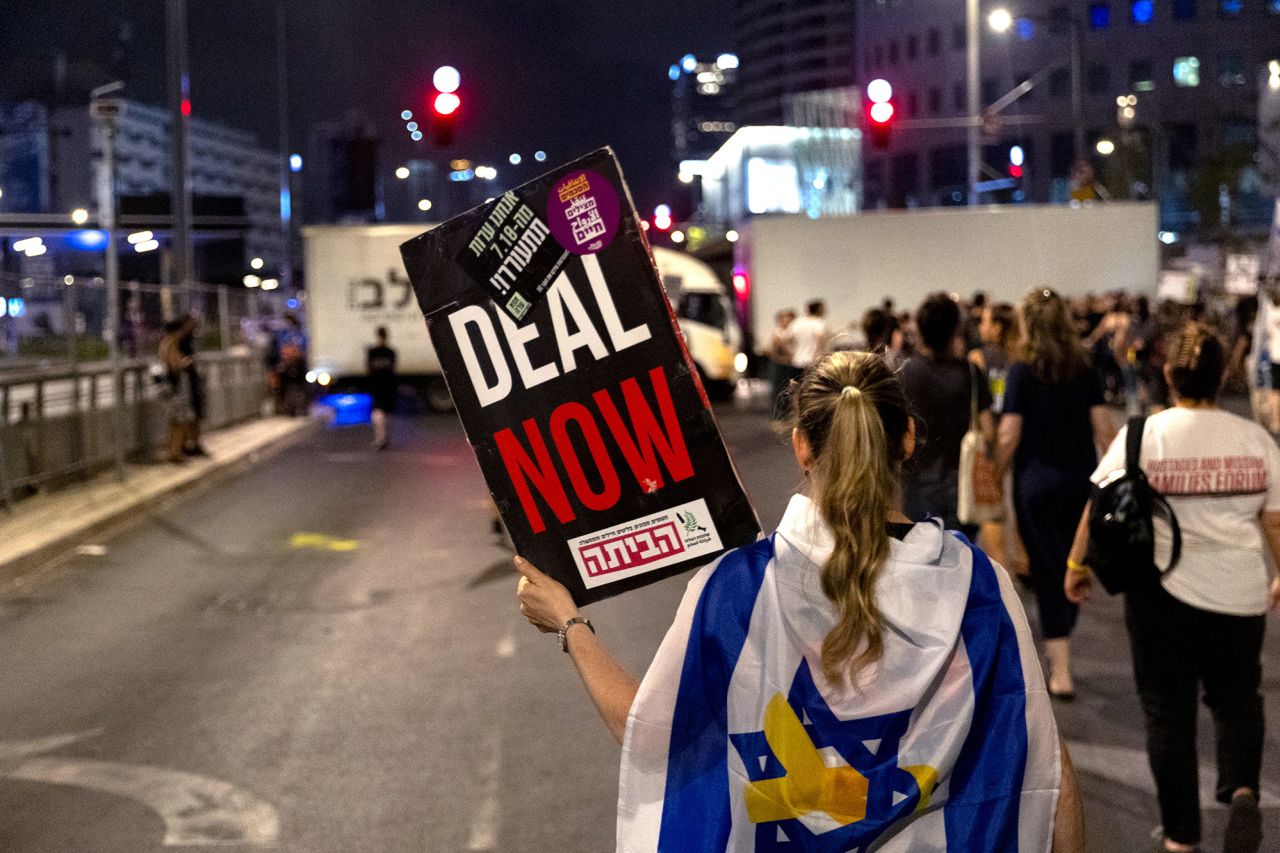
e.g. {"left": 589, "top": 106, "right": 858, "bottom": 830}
{"left": 0, "top": 349, "right": 267, "bottom": 509}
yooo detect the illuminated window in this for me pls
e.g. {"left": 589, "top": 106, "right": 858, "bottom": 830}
{"left": 1131, "top": 0, "right": 1154, "bottom": 23}
{"left": 1172, "top": 56, "right": 1200, "bottom": 87}
{"left": 1089, "top": 3, "right": 1112, "bottom": 27}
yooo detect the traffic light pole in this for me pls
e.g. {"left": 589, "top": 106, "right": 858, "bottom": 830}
{"left": 166, "top": 0, "right": 194, "bottom": 308}
{"left": 965, "top": 0, "right": 981, "bottom": 206}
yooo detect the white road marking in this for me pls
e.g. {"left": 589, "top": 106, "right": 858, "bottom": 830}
{"left": 494, "top": 623, "right": 516, "bottom": 659}
{"left": 0, "top": 730, "right": 99, "bottom": 767}
{"left": 75, "top": 544, "right": 109, "bottom": 557}
{"left": 1067, "top": 740, "right": 1280, "bottom": 809}
{"left": 464, "top": 731, "right": 503, "bottom": 850}
{"left": 0, "top": 733, "right": 281, "bottom": 846}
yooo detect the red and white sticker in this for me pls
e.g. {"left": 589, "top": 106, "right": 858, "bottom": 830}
{"left": 569, "top": 498, "right": 723, "bottom": 589}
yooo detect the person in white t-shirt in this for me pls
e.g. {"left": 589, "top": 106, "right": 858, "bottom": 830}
{"left": 1065, "top": 324, "right": 1280, "bottom": 853}
{"left": 788, "top": 299, "right": 830, "bottom": 369}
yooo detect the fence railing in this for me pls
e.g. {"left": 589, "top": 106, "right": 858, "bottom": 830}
{"left": 0, "top": 349, "right": 267, "bottom": 509}
{"left": 0, "top": 273, "right": 290, "bottom": 369}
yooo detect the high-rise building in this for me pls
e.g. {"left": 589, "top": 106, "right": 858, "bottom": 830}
{"left": 854, "top": 0, "right": 1280, "bottom": 229}
{"left": 671, "top": 53, "right": 740, "bottom": 166}
{"left": 304, "top": 112, "right": 382, "bottom": 225}
{"left": 733, "top": 0, "right": 858, "bottom": 126}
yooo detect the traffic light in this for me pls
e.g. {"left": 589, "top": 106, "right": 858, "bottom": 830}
{"left": 430, "top": 66, "right": 461, "bottom": 148}
{"left": 865, "top": 78, "right": 894, "bottom": 150}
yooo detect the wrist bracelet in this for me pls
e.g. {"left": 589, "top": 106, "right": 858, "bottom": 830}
{"left": 1066, "top": 559, "right": 1091, "bottom": 576}
{"left": 558, "top": 615, "right": 594, "bottom": 653}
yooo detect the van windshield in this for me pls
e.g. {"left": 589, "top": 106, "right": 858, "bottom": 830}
{"left": 676, "top": 292, "right": 727, "bottom": 331}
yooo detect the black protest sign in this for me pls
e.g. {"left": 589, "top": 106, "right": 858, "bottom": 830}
{"left": 400, "top": 148, "right": 759, "bottom": 605}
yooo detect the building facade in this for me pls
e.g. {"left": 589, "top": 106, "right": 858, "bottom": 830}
{"left": 853, "top": 0, "right": 1280, "bottom": 230}
{"left": 0, "top": 99, "right": 284, "bottom": 272}
{"left": 733, "top": 0, "right": 859, "bottom": 126}
{"left": 671, "top": 53, "right": 740, "bottom": 166}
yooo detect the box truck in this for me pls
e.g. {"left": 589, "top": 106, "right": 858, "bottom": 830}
{"left": 735, "top": 202, "right": 1160, "bottom": 349}
{"left": 302, "top": 226, "right": 744, "bottom": 410}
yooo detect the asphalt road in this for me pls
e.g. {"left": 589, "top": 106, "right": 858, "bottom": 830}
{"left": 1, "top": 401, "right": 1278, "bottom": 851}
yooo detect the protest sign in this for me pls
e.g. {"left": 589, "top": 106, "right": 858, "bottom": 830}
{"left": 400, "top": 148, "right": 760, "bottom": 604}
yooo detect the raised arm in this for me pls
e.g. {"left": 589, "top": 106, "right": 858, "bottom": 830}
{"left": 515, "top": 557, "right": 638, "bottom": 744}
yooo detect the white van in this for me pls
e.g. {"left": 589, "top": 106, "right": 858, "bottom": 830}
{"left": 652, "top": 247, "right": 745, "bottom": 400}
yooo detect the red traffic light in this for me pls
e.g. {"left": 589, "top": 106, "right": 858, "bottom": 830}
{"left": 1009, "top": 164, "right": 1024, "bottom": 178}
{"left": 869, "top": 101, "right": 894, "bottom": 124}
{"left": 433, "top": 92, "right": 461, "bottom": 116}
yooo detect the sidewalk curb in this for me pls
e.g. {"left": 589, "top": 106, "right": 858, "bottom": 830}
{"left": 0, "top": 416, "right": 324, "bottom": 591}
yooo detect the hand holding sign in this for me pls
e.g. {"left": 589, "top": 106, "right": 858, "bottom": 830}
{"left": 514, "top": 556, "right": 576, "bottom": 633}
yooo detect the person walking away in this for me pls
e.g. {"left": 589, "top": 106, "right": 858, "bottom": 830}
{"left": 969, "top": 301, "right": 1028, "bottom": 574}
{"left": 367, "top": 326, "right": 398, "bottom": 450}
{"left": 767, "top": 309, "right": 798, "bottom": 426}
{"left": 788, "top": 299, "right": 830, "bottom": 372}
{"left": 177, "top": 314, "right": 208, "bottom": 457}
{"left": 996, "top": 288, "right": 1116, "bottom": 700}
{"left": 900, "top": 293, "right": 994, "bottom": 535}
{"left": 514, "top": 350, "right": 1083, "bottom": 851}
{"left": 157, "top": 320, "right": 196, "bottom": 464}
{"left": 1065, "top": 325, "right": 1278, "bottom": 853}
{"left": 269, "top": 314, "right": 310, "bottom": 416}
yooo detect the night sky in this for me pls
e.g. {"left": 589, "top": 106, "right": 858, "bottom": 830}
{"left": 1, "top": 0, "right": 735, "bottom": 214}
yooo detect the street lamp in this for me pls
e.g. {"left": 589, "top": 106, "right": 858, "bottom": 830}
{"left": 71, "top": 207, "right": 89, "bottom": 225}
{"left": 1095, "top": 138, "right": 1116, "bottom": 156}
{"left": 989, "top": 6, "right": 1086, "bottom": 165}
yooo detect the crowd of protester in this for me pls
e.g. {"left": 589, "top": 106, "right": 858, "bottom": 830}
{"left": 758, "top": 285, "right": 1276, "bottom": 853}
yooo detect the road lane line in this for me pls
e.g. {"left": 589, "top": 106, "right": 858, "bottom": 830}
{"left": 1067, "top": 740, "right": 1280, "bottom": 809}
{"left": 465, "top": 732, "right": 503, "bottom": 850}
{"left": 495, "top": 623, "right": 516, "bottom": 658}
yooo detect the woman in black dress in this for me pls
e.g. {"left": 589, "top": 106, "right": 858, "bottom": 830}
{"left": 996, "top": 288, "right": 1116, "bottom": 699}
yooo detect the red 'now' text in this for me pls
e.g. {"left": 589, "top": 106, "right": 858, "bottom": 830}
{"left": 493, "top": 366, "right": 694, "bottom": 533}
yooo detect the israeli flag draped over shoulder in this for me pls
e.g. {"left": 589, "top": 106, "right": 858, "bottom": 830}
{"left": 617, "top": 495, "right": 1060, "bottom": 852}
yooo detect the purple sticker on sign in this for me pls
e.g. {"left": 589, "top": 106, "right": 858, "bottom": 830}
{"left": 547, "top": 170, "right": 621, "bottom": 255}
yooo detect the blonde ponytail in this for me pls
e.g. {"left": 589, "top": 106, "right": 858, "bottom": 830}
{"left": 792, "top": 351, "right": 910, "bottom": 685}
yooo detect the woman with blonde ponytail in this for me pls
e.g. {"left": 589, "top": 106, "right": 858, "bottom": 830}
{"left": 515, "top": 351, "right": 1082, "bottom": 852}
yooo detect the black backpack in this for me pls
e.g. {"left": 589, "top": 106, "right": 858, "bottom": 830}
{"left": 1086, "top": 416, "right": 1182, "bottom": 594}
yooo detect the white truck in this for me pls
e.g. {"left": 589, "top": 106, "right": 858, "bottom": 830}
{"left": 302, "top": 226, "right": 744, "bottom": 410}
{"left": 735, "top": 201, "right": 1160, "bottom": 348}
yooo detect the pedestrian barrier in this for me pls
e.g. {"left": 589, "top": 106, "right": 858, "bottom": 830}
{"left": 0, "top": 350, "right": 266, "bottom": 508}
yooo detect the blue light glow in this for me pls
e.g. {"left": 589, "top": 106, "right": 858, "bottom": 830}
{"left": 406, "top": 121, "right": 418, "bottom": 132}
{"left": 534, "top": 150, "right": 547, "bottom": 162}
{"left": 681, "top": 54, "right": 697, "bottom": 73}
{"left": 287, "top": 298, "right": 299, "bottom": 309}
{"left": 411, "top": 130, "right": 423, "bottom": 141}
{"left": 668, "top": 64, "right": 681, "bottom": 81}
{"left": 7, "top": 298, "right": 26, "bottom": 318}
{"left": 401, "top": 109, "right": 413, "bottom": 120}
{"left": 280, "top": 188, "right": 292, "bottom": 223}
{"left": 449, "top": 169, "right": 475, "bottom": 182}
{"left": 1131, "top": 0, "right": 1153, "bottom": 23}
{"left": 68, "top": 229, "right": 108, "bottom": 250}
{"left": 1089, "top": 3, "right": 1111, "bottom": 28}
{"left": 289, "top": 153, "right": 303, "bottom": 172}
{"left": 1016, "top": 18, "right": 1035, "bottom": 39}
